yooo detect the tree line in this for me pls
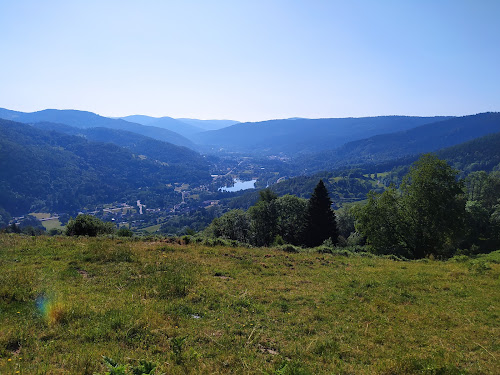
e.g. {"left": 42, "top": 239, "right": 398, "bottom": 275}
{"left": 205, "top": 180, "right": 338, "bottom": 248}
{"left": 205, "top": 154, "right": 500, "bottom": 258}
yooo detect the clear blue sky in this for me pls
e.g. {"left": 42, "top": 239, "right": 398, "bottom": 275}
{"left": 1, "top": 0, "right": 499, "bottom": 122}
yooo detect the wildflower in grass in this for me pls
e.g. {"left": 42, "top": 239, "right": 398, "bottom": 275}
{"left": 8, "top": 358, "right": 11, "bottom": 361}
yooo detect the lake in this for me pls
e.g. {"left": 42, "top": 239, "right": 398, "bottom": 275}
{"left": 219, "top": 179, "right": 257, "bottom": 192}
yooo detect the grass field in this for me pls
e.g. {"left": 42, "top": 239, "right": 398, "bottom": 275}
{"left": 142, "top": 224, "right": 162, "bottom": 233}
{"left": 29, "top": 213, "right": 65, "bottom": 232}
{"left": 0, "top": 235, "right": 498, "bottom": 374}
{"left": 40, "top": 219, "right": 64, "bottom": 232}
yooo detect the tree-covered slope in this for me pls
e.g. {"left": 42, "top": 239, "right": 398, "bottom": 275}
{"left": 436, "top": 131, "right": 500, "bottom": 174}
{"left": 32, "top": 122, "right": 208, "bottom": 166}
{"left": 230, "top": 130, "right": 500, "bottom": 210}
{"left": 0, "top": 119, "right": 211, "bottom": 215}
{"left": 298, "top": 112, "right": 500, "bottom": 172}
{"left": 0, "top": 108, "right": 195, "bottom": 148}
{"left": 192, "top": 116, "right": 450, "bottom": 154}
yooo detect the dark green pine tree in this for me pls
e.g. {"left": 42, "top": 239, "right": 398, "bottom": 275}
{"left": 304, "top": 180, "right": 338, "bottom": 247}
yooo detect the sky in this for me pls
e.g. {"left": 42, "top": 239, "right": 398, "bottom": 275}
{"left": 1, "top": 0, "right": 499, "bottom": 122}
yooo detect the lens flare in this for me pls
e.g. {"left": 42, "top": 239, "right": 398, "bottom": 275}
{"left": 36, "top": 294, "right": 65, "bottom": 325}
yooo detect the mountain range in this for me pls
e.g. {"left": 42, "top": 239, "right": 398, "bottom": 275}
{"left": 1, "top": 106, "right": 500, "bottom": 221}
{"left": 0, "top": 108, "right": 195, "bottom": 148}
{"left": 296, "top": 112, "right": 500, "bottom": 172}
{"left": 191, "top": 116, "right": 452, "bottom": 154}
{"left": 120, "top": 115, "right": 239, "bottom": 135}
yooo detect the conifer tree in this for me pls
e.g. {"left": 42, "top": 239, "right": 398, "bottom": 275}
{"left": 304, "top": 180, "right": 338, "bottom": 247}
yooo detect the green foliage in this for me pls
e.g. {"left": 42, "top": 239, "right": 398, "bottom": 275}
{"left": 248, "top": 189, "right": 279, "bottom": 246}
{"left": 0, "top": 207, "right": 11, "bottom": 229}
{"left": 66, "top": 214, "right": 115, "bottom": 237}
{"left": 400, "top": 154, "right": 466, "bottom": 258}
{"left": 462, "top": 171, "right": 500, "bottom": 251}
{"left": 356, "top": 154, "right": 466, "bottom": 258}
{"left": 335, "top": 203, "right": 357, "bottom": 239}
{"left": 275, "top": 194, "right": 308, "bottom": 245}
{"left": 116, "top": 227, "right": 134, "bottom": 237}
{"left": 304, "top": 180, "right": 338, "bottom": 247}
{"left": 103, "top": 356, "right": 128, "bottom": 375}
{"left": 206, "top": 183, "right": 338, "bottom": 248}
{"left": 171, "top": 336, "right": 187, "bottom": 365}
{"left": 355, "top": 187, "right": 408, "bottom": 256}
{"left": 48, "top": 228, "right": 64, "bottom": 236}
{"left": 132, "top": 360, "right": 157, "bottom": 375}
{"left": 205, "top": 209, "right": 251, "bottom": 243}
{"left": 101, "top": 356, "right": 158, "bottom": 375}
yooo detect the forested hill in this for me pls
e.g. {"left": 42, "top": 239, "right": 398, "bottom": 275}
{"left": 298, "top": 112, "right": 500, "bottom": 172}
{"left": 0, "top": 108, "right": 194, "bottom": 149}
{"left": 32, "top": 122, "right": 208, "bottom": 166}
{"left": 0, "top": 119, "right": 211, "bottom": 216}
{"left": 228, "top": 130, "right": 500, "bottom": 210}
{"left": 191, "top": 116, "right": 450, "bottom": 154}
{"left": 437, "top": 131, "right": 500, "bottom": 174}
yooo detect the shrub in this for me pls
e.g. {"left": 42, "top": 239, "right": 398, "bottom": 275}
{"left": 66, "top": 215, "right": 115, "bottom": 237}
{"left": 279, "top": 244, "right": 300, "bottom": 253}
{"left": 48, "top": 228, "right": 63, "bottom": 236}
{"left": 116, "top": 227, "right": 133, "bottom": 237}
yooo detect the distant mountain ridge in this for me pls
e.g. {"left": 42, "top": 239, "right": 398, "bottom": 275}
{"left": 0, "top": 108, "right": 195, "bottom": 149}
{"left": 297, "top": 112, "right": 500, "bottom": 172}
{"left": 192, "top": 116, "right": 452, "bottom": 154}
{"left": 239, "top": 130, "right": 500, "bottom": 208}
{"left": 120, "top": 115, "right": 204, "bottom": 137}
{"left": 176, "top": 118, "right": 240, "bottom": 131}
{"left": 119, "top": 115, "right": 239, "bottom": 136}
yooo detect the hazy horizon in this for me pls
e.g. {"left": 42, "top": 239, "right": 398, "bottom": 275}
{"left": 2, "top": 105, "right": 489, "bottom": 124}
{"left": 1, "top": 0, "right": 499, "bottom": 122}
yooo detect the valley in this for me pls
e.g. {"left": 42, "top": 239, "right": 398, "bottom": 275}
{"left": 2, "top": 109, "right": 500, "bottom": 237}
{"left": 1, "top": 3, "right": 499, "bottom": 373}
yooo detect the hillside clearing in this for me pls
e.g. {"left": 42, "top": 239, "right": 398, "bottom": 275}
{"left": 0, "top": 235, "right": 498, "bottom": 374}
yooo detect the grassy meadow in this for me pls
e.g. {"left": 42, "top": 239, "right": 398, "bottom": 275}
{"left": 0, "top": 234, "right": 498, "bottom": 374}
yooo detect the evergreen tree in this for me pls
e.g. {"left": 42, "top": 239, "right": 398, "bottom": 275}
{"left": 304, "top": 180, "right": 338, "bottom": 247}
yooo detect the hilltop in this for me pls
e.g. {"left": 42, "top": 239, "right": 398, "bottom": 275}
{"left": 0, "top": 235, "right": 498, "bottom": 374}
